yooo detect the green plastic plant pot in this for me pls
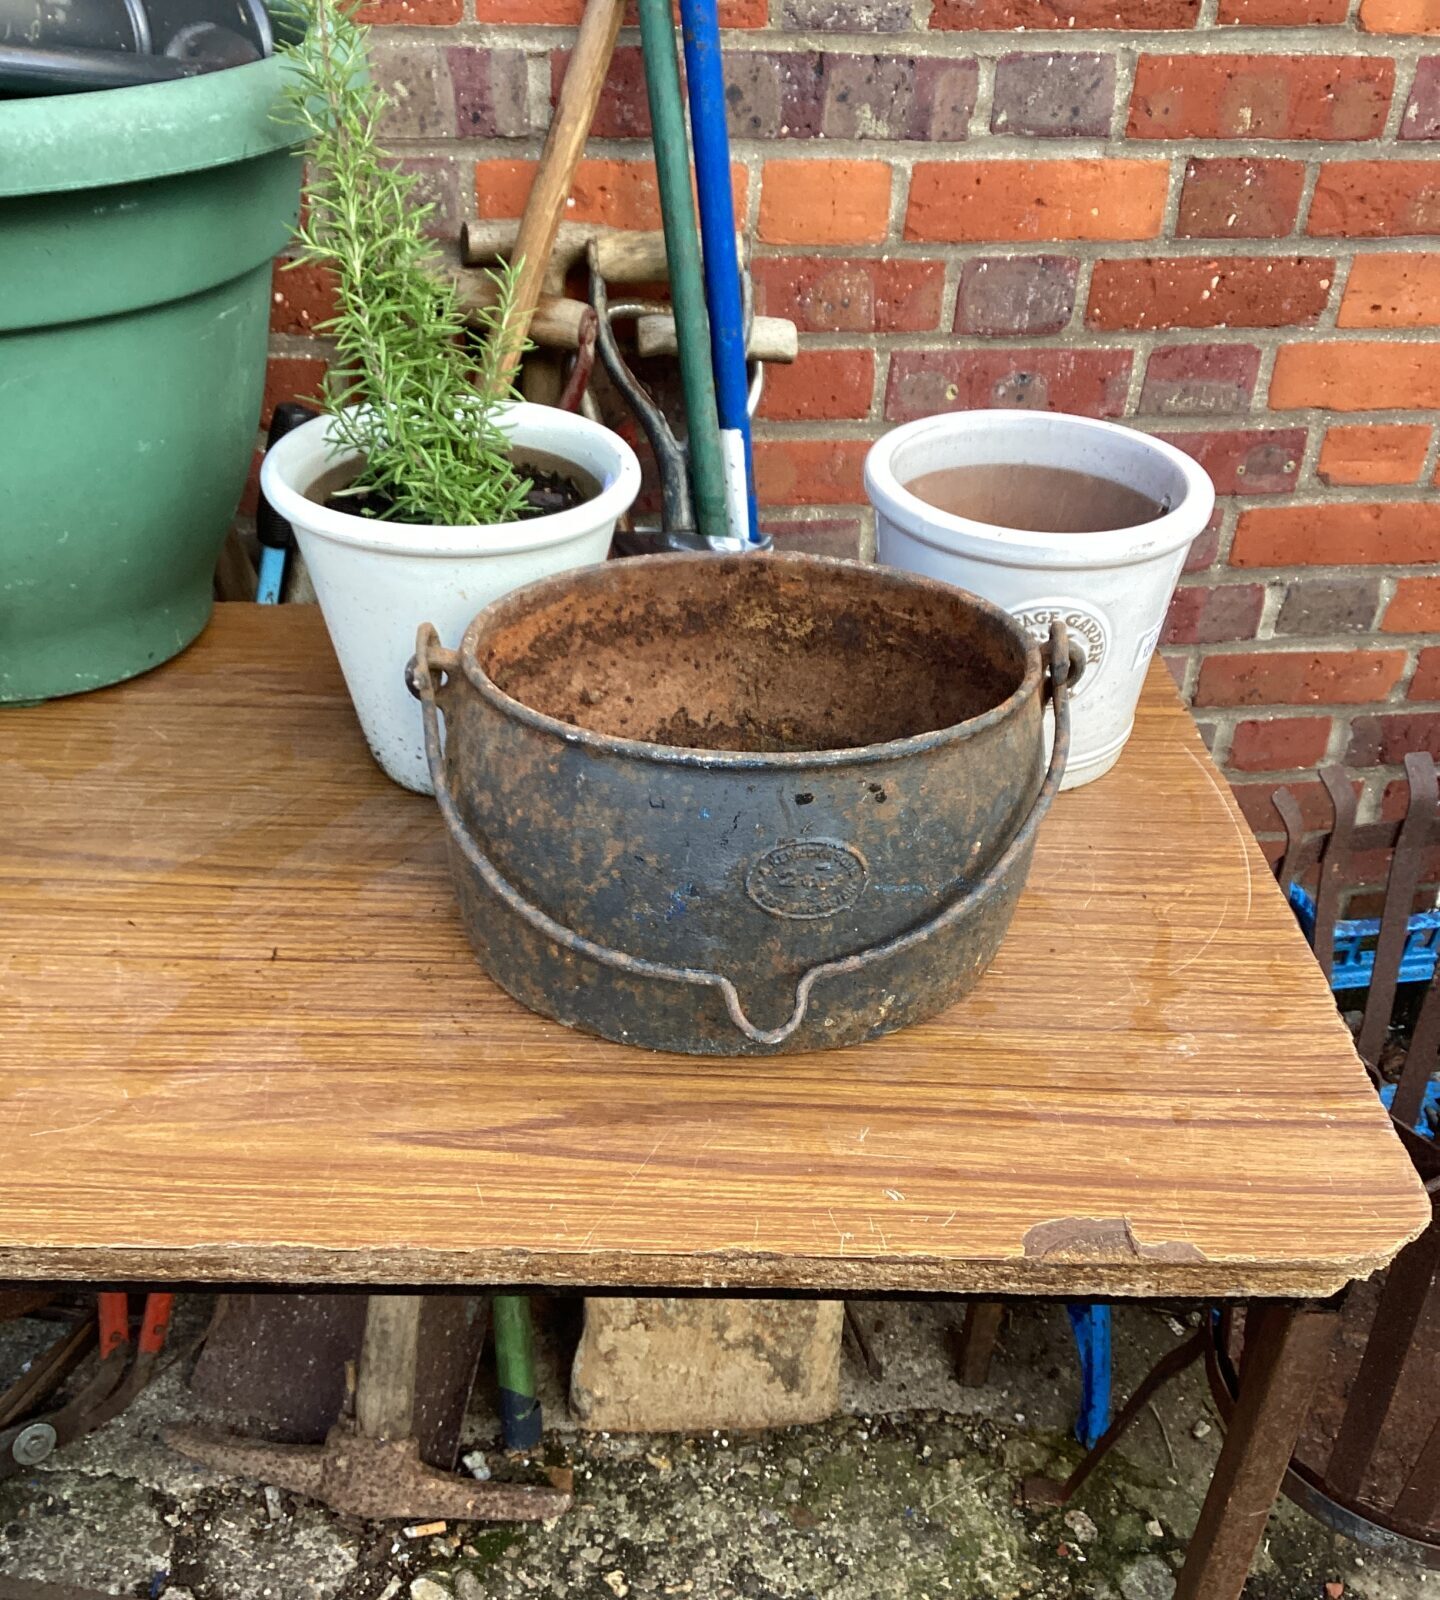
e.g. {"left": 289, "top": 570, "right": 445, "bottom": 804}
{"left": 0, "top": 57, "right": 303, "bottom": 702}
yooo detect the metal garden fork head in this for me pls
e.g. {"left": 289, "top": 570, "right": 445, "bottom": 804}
{"left": 588, "top": 247, "right": 769, "bottom": 556}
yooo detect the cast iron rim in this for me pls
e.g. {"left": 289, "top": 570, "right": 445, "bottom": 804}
{"left": 453, "top": 550, "right": 1045, "bottom": 772}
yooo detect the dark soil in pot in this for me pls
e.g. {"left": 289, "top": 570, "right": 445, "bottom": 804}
{"left": 306, "top": 446, "right": 599, "bottom": 524}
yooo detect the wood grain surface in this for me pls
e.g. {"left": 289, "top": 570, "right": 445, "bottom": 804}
{"left": 0, "top": 606, "right": 1426, "bottom": 1294}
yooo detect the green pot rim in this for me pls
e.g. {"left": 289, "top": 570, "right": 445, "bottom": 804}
{"left": 0, "top": 54, "right": 304, "bottom": 199}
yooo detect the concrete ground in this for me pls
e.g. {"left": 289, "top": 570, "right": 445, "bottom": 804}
{"left": 1, "top": 1296, "right": 1436, "bottom": 1600}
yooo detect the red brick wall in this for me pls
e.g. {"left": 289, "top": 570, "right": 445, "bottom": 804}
{"left": 265, "top": 0, "right": 1440, "bottom": 862}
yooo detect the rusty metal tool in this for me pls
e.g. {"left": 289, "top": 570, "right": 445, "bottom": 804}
{"left": 590, "top": 253, "right": 769, "bottom": 553}
{"left": 0, "top": 1295, "right": 92, "bottom": 1433}
{"left": 168, "top": 1294, "right": 569, "bottom": 1522}
{"left": 0, "top": 1291, "right": 173, "bottom": 1477}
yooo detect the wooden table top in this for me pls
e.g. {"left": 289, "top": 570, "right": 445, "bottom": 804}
{"left": 0, "top": 605, "right": 1426, "bottom": 1297}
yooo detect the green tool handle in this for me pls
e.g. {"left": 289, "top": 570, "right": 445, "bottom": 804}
{"left": 635, "top": 0, "right": 729, "bottom": 545}
{"left": 492, "top": 1293, "right": 541, "bottom": 1450}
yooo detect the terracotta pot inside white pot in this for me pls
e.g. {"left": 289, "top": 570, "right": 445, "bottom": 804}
{"left": 261, "top": 401, "right": 642, "bottom": 793}
{"left": 866, "top": 410, "right": 1215, "bottom": 789}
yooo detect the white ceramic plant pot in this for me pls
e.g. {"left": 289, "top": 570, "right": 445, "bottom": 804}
{"left": 262, "top": 401, "right": 642, "bottom": 793}
{"left": 866, "top": 410, "right": 1215, "bottom": 790}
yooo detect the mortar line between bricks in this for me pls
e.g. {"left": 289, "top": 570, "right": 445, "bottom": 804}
{"left": 866, "top": 347, "right": 888, "bottom": 422}
{"left": 1316, "top": 258, "right": 1344, "bottom": 329}
{"left": 745, "top": 239, "right": 1440, "bottom": 261}
{"left": 768, "top": 332, "right": 1440, "bottom": 356}
{"left": 1114, "top": 40, "right": 1140, "bottom": 154}
{"left": 459, "top": 133, "right": 1440, "bottom": 161}
{"left": 1175, "top": 571, "right": 1296, "bottom": 592}
{"left": 1246, "top": 341, "right": 1277, "bottom": 416}
{"left": 1294, "top": 412, "right": 1326, "bottom": 491}
{"left": 1255, "top": 582, "right": 1285, "bottom": 642}
{"left": 1188, "top": 635, "right": 1440, "bottom": 659}
{"left": 1120, "top": 328, "right": 1154, "bottom": 415}
{"left": 885, "top": 160, "right": 909, "bottom": 249}
{"left": 1397, "top": 644, "right": 1423, "bottom": 702}
{"left": 1212, "top": 501, "right": 1239, "bottom": 566}
{"left": 1383, "top": 54, "right": 1422, "bottom": 143}
{"left": 969, "top": 52, "right": 996, "bottom": 140}
{"left": 1376, "top": 572, "right": 1401, "bottom": 626}
{"left": 1159, "top": 145, "right": 1186, "bottom": 242}
{"left": 1218, "top": 563, "right": 1440, "bottom": 580}
{"left": 1420, "top": 425, "right": 1440, "bottom": 489}
{"left": 936, "top": 256, "right": 962, "bottom": 342}
{"left": 379, "top": 24, "right": 1434, "bottom": 59}
{"left": 730, "top": 420, "right": 1440, "bottom": 449}
{"left": 1064, "top": 256, "right": 1094, "bottom": 338}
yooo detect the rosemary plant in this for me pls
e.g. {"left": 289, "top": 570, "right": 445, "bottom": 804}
{"left": 280, "top": 0, "right": 532, "bottom": 526}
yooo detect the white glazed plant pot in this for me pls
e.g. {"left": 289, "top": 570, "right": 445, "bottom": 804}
{"left": 866, "top": 410, "right": 1215, "bottom": 790}
{"left": 261, "top": 401, "right": 642, "bottom": 793}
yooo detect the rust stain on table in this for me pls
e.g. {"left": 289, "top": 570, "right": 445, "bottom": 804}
{"left": 0, "top": 605, "right": 1427, "bottom": 1296}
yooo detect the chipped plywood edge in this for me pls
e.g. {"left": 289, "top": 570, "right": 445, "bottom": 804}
{"left": 0, "top": 1237, "right": 1421, "bottom": 1300}
{"left": 1022, "top": 1216, "right": 1209, "bottom": 1265}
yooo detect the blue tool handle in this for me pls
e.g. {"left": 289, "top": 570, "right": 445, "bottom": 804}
{"left": 254, "top": 401, "right": 318, "bottom": 605}
{"left": 255, "top": 545, "right": 286, "bottom": 607}
{"left": 678, "top": 0, "right": 759, "bottom": 545}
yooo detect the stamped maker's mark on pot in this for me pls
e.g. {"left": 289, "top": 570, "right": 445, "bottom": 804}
{"left": 747, "top": 840, "right": 868, "bottom": 920}
{"left": 1013, "top": 601, "right": 1109, "bottom": 696}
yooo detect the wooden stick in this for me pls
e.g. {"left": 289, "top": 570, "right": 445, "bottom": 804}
{"left": 637, "top": 312, "right": 797, "bottom": 364}
{"left": 490, "top": 0, "right": 625, "bottom": 390}
{"left": 354, "top": 1294, "right": 423, "bottom": 1443}
{"left": 462, "top": 220, "right": 597, "bottom": 273}
{"left": 460, "top": 269, "right": 797, "bottom": 361}
{"left": 453, "top": 269, "right": 591, "bottom": 348}
{"left": 462, "top": 220, "right": 747, "bottom": 288}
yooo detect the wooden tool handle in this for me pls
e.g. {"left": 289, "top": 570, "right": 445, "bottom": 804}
{"left": 460, "top": 269, "right": 797, "bottom": 361}
{"left": 454, "top": 268, "right": 590, "bottom": 349}
{"left": 461, "top": 220, "right": 747, "bottom": 288}
{"left": 636, "top": 313, "right": 798, "bottom": 364}
{"left": 355, "top": 1295, "right": 423, "bottom": 1442}
{"left": 490, "top": 0, "right": 625, "bottom": 390}
{"left": 462, "top": 220, "right": 595, "bottom": 276}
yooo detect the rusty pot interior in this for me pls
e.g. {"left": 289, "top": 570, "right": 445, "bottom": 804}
{"left": 475, "top": 555, "right": 1028, "bottom": 754}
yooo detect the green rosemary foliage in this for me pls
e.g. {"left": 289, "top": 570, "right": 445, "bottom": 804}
{"left": 279, "top": 0, "right": 532, "bottom": 526}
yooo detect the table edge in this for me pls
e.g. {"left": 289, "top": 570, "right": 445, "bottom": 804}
{"left": 0, "top": 1238, "right": 1417, "bottom": 1299}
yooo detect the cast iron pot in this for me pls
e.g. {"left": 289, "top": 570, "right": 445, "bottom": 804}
{"left": 408, "top": 552, "right": 1077, "bottom": 1056}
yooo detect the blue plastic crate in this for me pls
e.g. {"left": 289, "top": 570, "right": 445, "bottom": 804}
{"left": 1287, "top": 884, "right": 1440, "bottom": 994}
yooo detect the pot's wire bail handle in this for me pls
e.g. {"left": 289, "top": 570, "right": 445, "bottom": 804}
{"left": 407, "top": 622, "right": 461, "bottom": 790}
{"left": 1059, "top": 623, "right": 1086, "bottom": 695}
{"left": 1046, "top": 618, "right": 1079, "bottom": 781}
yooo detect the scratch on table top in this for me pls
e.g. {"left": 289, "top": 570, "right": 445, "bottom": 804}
{"left": 1182, "top": 741, "right": 1255, "bottom": 926}
{"left": 579, "top": 1134, "right": 668, "bottom": 1249}
{"left": 28, "top": 1108, "right": 117, "bottom": 1139}
{"left": 1158, "top": 746, "right": 1257, "bottom": 983}
{"left": 826, "top": 1207, "right": 853, "bottom": 1255}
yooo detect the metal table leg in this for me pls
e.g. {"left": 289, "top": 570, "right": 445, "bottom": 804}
{"left": 1174, "top": 1301, "right": 1339, "bottom": 1600}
